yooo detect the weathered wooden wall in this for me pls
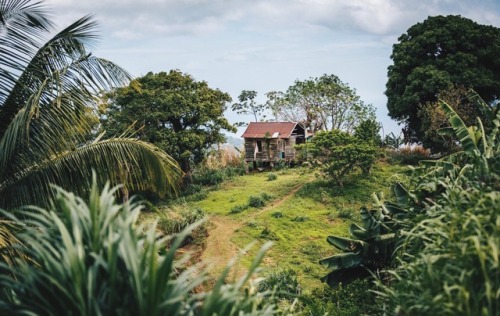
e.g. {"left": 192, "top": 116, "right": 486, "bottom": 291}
{"left": 244, "top": 138, "right": 297, "bottom": 162}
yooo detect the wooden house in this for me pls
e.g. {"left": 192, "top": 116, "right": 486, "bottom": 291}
{"left": 241, "top": 122, "right": 306, "bottom": 165}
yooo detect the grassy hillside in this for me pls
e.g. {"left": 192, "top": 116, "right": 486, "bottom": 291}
{"left": 188, "top": 161, "right": 408, "bottom": 292}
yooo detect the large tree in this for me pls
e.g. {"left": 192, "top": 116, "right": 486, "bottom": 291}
{"left": 386, "top": 15, "right": 500, "bottom": 143}
{"left": 0, "top": 0, "right": 181, "bottom": 209}
{"left": 267, "top": 74, "right": 375, "bottom": 133}
{"left": 102, "top": 70, "right": 236, "bottom": 173}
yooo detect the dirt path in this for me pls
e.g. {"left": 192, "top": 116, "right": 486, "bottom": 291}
{"left": 200, "top": 215, "right": 241, "bottom": 276}
{"left": 200, "top": 181, "right": 309, "bottom": 278}
{"left": 253, "top": 182, "right": 305, "bottom": 218}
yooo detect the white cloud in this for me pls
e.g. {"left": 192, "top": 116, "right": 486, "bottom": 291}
{"left": 42, "top": 0, "right": 500, "bottom": 136}
{"left": 46, "top": 0, "right": 500, "bottom": 40}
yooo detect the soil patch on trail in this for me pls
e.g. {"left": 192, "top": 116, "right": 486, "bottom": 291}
{"left": 200, "top": 215, "right": 242, "bottom": 277}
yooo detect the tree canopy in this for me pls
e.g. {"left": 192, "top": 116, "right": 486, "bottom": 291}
{"left": 102, "top": 70, "right": 236, "bottom": 173}
{"left": 0, "top": 0, "right": 181, "bottom": 209}
{"left": 267, "top": 74, "right": 375, "bottom": 133}
{"left": 386, "top": 15, "right": 500, "bottom": 143}
{"left": 308, "top": 130, "right": 378, "bottom": 187}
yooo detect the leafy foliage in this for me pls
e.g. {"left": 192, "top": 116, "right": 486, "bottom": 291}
{"left": 266, "top": 74, "right": 375, "bottom": 133}
{"left": 0, "top": 180, "right": 283, "bottom": 315}
{"left": 319, "top": 191, "right": 406, "bottom": 288}
{"left": 267, "top": 173, "right": 278, "bottom": 181}
{"left": 0, "top": 0, "right": 181, "bottom": 209}
{"left": 383, "top": 132, "right": 403, "bottom": 149}
{"left": 386, "top": 15, "right": 500, "bottom": 143}
{"left": 377, "top": 100, "right": 500, "bottom": 314}
{"left": 320, "top": 96, "right": 500, "bottom": 315}
{"left": 156, "top": 205, "right": 205, "bottom": 236}
{"left": 354, "top": 119, "right": 382, "bottom": 146}
{"left": 419, "top": 87, "right": 496, "bottom": 152}
{"left": 101, "top": 70, "right": 236, "bottom": 172}
{"left": 258, "top": 269, "right": 302, "bottom": 303}
{"left": 309, "top": 130, "right": 378, "bottom": 187}
{"left": 386, "top": 145, "right": 431, "bottom": 165}
{"left": 248, "top": 195, "right": 266, "bottom": 208}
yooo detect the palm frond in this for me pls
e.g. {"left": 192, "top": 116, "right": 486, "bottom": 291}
{"left": 1, "top": 12, "right": 130, "bottom": 136}
{"left": 0, "top": 219, "right": 24, "bottom": 267}
{"left": 0, "top": 78, "right": 96, "bottom": 180}
{"left": 0, "top": 138, "right": 182, "bottom": 209}
{"left": 0, "top": 0, "right": 53, "bottom": 104}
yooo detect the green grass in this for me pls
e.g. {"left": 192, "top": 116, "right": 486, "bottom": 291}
{"left": 190, "top": 168, "right": 309, "bottom": 216}
{"left": 186, "top": 162, "right": 408, "bottom": 293}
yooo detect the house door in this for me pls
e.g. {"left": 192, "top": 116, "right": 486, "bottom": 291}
{"left": 278, "top": 140, "right": 285, "bottom": 159}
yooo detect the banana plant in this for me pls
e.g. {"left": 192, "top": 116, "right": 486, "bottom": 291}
{"left": 437, "top": 99, "right": 499, "bottom": 175}
{"left": 320, "top": 184, "right": 414, "bottom": 288}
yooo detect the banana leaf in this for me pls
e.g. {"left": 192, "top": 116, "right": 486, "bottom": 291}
{"left": 319, "top": 252, "right": 362, "bottom": 270}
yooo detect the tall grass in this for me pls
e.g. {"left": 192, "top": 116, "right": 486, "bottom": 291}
{"left": 374, "top": 101, "right": 500, "bottom": 314}
{"left": 156, "top": 204, "right": 205, "bottom": 236}
{"left": 189, "top": 147, "right": 246, "bottom": 187}
{"left": 377, "top": 169, "right": 499, "bottom": 315}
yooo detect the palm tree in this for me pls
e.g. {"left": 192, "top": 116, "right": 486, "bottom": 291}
{"left": 0, "top": 0, "right": 181, "bottom": 209}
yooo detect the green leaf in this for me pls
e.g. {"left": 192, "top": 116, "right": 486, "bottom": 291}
{"left": 319, "top": 253, "right": 362, "bottom": 270}
{"left": 326, "top": 236, "right": 364, "bottom": 252}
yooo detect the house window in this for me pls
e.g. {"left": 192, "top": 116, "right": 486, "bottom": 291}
{"left": 256, "top": 140, "right": 263, "bottom": 152}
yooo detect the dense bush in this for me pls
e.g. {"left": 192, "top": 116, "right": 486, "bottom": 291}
{"left": 320, "top": 100, "right": 500, "bottom": 315}
{"left": 386, "top": 145, "right": 432, "bottom": 165}
{"left": 248, "top": 195, "right": 267, "bottom": 208}
{"left": 267, "top": 173, "right": 278, "bottom": 181}
{"left": 156, "top": 205, "right": 205, "bottom": 236}
{"left": 229, "top": 204, "right": 248, "bottom": 214}
{"left": 188, "top": 147, "right": 246, "bottom": 187}
{"left": 258, "top": 269, "right": 302, "bottom": 302}
{"left": 377, "top": 101, "right": 500, "bottom": 314}
{"left": 191, "top": 166, "right": 245, "bottom": 186}
{"left": 380, "top": 175, "right": 499, "bottom": 314}
{"left": 308, "top": 130, "right": 378, "bottom": 187}
{"left": 301, "top": 280, "right": 375, "bottom": 316}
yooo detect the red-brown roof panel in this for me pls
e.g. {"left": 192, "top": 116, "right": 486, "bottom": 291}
{"left": 241, "top": 122, "right": 298, "bottom": 138}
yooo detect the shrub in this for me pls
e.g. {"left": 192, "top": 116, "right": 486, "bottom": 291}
{"left": 248, "top": 195, "right": 266, "bottom": 208}
{"left": 267, "top": 173, "right": 278, "bottom": 181}
{"left": 337, "top": 208, "right": 353, "bottom": 219}
{"left": 246, "top": 221, "right": 259, "bottom": 228}
{"left": 258, "top": 269, "right": 302, "bottom": 302}
{"left": 260, "top": 227, "right": 280, "bottom": 241}
{"left": 192, "top": 168, "right": 225, "bottom": 186}
{"left": 378, "top": 169, "right": 500, "bottom": 315}
{"left": 156, "top": 205, "right": 205, "bottom": 236}
{"left": 229, "top": 204, "right": 248, "bottom": 214}
{"left": 271, "top": 212, "right": 283, "bottom": 218}
{"left": 320, "top": 100, "right": 500, "bottom": 314}
{"left": 308, "top": 130, "right": 378, "bottom": 187}
{"left": 301, "top": 280, "right": 375, "bottom": 316}
{"left": 291, "top": 216, "right": 309, "bottom": 222}
{"left": 0, "top": 181, "right": 280, "bottom": 315}
{"left": 260, "top": 192, "right": 273, "bottom": 201}
{"left": 387, "top": 145, "right": 431, "bottom": 165}
{"left": 204, "top": 146, "right": 244, "bottom": 169}
{"left": 273, "top": 160, "right": 288, "bottom": 170}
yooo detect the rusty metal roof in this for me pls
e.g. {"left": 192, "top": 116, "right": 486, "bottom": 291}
{"left": 241, "top": 122, "right": 298, "bottom": 139}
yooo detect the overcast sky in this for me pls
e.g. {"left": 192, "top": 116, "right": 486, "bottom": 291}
{"left": 46, "top": 0, "right": 500, "bottom": 138}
